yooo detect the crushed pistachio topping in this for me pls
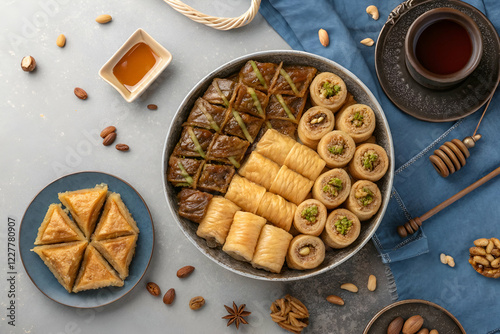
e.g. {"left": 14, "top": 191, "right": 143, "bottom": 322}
{"left": 301, "top": 205, "right": 318, "bottom": 223}
{"left": 363, "top": 152, "right": 378, "bottom": 170}
{"left": 355, "top": 187, "right": 374, "bottom": 206}
{"left": 328, "top": 144, "right": 344, "bottom": 155}
{"left": 323, "top": 177, "right": 343, "bottom": 197}
{"left": 334, "top": 216, "right": 353, "bottom": 235}
{"left": 321, "top": 82, "right": 341, "bottom": 98}
{"left": 250, "top": 60, "right": 267, "bottom": 89}
{"left": 352, "top": 111, "right": 364, "bottom": 127}
{"left": 177, "top": 162, "right": 194, "bottom": 186}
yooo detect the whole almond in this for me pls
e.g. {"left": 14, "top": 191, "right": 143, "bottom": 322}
{"left": 21, "top": 56, "right": 37, "bottom": 72}
{"left": 100, "top": 126, "right": 116, "bottom": 138}
{"left": 429, "top": 330, "right": 439, "bottom": 334}
{"left": 318, "top": 29, "right": 329, "bottom": 47}
{"left": 402, "top": 315, "right": 424, "bottom": 334}
{"left": 115, "top": 143, "right": 129, "bottom": 151}
{"left": 189, "top": 296, "right": 205, "bottom": 310}
{"left": 387, "top": 316, "right": 404, "bottom": 334}
{"left": 340, "top": 283, "right": 358, "bottom": 293}
{"left": 96, "top": 14, "right": 112, "bottom": 24}
{"left": 417, "top": 329, "right": 429, "bottom": 334}
{"left": 326, "top": 295, "right": 344, "bottom": 305}
{"left": 469, "top": 247, "right": 486, "bottom": 256}
{"left": 74, "top": 87, "right": 88, "bottom": 100}
{"left": 177, "top": 265, "right": 195, "bottom": 278}
{"left": 474, "top": 238, "right": 489, "bottom": 247}
{"left": 367, "top": 274, "right": 377, "bottom": 291}
{"left": 147, "top": 104, "right": 158, "bottom": 110}
{"left": 360, "top": 38, "right": 375, "bottom": 46}
{"left": 163, "top": 288, "right": 175, "bottom": 305}
{"left": 102, "top": 132, "right": 117, "bottom": 146}
{"left": 146, "top": 282, "right": 161, "bottom": 296}
{"left": 56, "top": 34, "right": 66, "bottom": 47}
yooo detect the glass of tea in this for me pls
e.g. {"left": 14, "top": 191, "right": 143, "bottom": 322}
{"left": 405, "top": 8, "right": 483, "bottom": 90}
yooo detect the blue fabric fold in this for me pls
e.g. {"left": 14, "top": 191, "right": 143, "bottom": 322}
{"left": 260, "top": 0, "right": 500, "bottom": 332}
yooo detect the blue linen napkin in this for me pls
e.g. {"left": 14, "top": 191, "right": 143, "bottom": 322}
{"left": 260, "top": 0, "right": 500, "bottom": 332}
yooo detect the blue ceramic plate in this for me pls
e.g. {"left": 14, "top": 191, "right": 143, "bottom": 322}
{"left": 19, "top": 171, "right": 154, "bottom": 308}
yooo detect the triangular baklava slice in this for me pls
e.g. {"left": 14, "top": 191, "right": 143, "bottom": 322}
{"left": 32, "top": 241, "right": 88, "bottom": 293}
{"left": 35, "top": 204, "right": 86, "bottom": 245}
{"left": 91, "top": 234, "right": 138, "bottom": 280}
{"left": 73, "top": 245, "right": 123, "bottom": 292}
{"left": 58, "top": 184, "right": 108, "bottom": 239}
{"left": 92, "top": 192, "right": 139, "bottom": 241}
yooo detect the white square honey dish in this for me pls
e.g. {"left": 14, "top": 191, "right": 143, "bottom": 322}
{"left": 99, "top": 28, "right": 172, "bottom": 102}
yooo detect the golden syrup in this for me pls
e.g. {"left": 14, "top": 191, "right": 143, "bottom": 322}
{"left": 113, "top": 42, "right": 160, "bottom": 92}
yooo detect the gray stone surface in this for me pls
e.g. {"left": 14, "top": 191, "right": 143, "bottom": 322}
{"left": 0, "top": 0, "right": 395, "bottom": 333}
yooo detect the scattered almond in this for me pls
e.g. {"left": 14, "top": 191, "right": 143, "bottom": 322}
{"left": 146, "top": 282, "right": 161, "bottom": 296}
{"left": 74, "top": 87, "right": 88, "bottom": 100}
{"left": 417, "top": 329, "right": 429, "bottom": 334}
{"left": 189, "top": 296, "right": 205, "bottom": 310}
{"left": 360, "top": 38, "right": 375, "bottom": 46}
{"left": 445, "top": 255, "right": 455, "bottom": 268}
{"left": 102, "top": 132, "right": 117, "bottom": 146}
{"left": 340, "top": 283, "right": 358, "bottom": 293}
{"left": 429, "top": 330, "right": 439, "bottom": 334}
{"left": 439, "top": 253, "right": 447, "bottom": 264}
{"left": 21, "top": 56, "right": 36, "bottom": 72}
{"left": 318, "top": 29, "right": 329, "bottom": 47}
{"left": 115, "top": 143, "right": 129, "bottom": 151}
{"left": 56, "top": 34, "right": 66, "bottom": 47}
{"left": 100, "top": 126, "right": 116, "bottom": 138}
{"left": 147, "top": 104, "right": 158, "bottom": 110}
{"left": 366, "top": 5, "right": 379, "bottom": 20}
{"left": 326, "top": 295, "right": 344, "bottom": 305}
{"left": 96, "top": 14, "right": 112, "bottom": 24}
{"left": 177, "top": 265, "right": 195, "bottom": 278}
{"left": 163, "top": 288, "right": 175, "bottom": 305}
{"left": 367, "top": 274, "right": 377, "bottom": 291}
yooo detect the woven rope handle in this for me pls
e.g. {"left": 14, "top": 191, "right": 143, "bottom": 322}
{"left": 163, "top": 0, "right": 261, "bottom": 30}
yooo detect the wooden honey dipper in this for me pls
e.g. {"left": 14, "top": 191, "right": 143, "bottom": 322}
{"left": 397, "top": 165, "right": 500, "bottom": 238}
{"left": 429, "top": 95, "right": 493, "bottom": 177}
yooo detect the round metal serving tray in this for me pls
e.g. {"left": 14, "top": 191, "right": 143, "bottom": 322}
{"left": 162, "top": 50, "right": 394, "bottom": 281}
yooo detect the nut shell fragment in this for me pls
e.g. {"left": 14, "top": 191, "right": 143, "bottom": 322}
{"left": 360, "top": 38, "right": 375, "bottom": 46}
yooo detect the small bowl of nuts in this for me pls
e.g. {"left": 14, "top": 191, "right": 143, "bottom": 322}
{"left": 469, "top": 237, "right": 500, "bottom": 279}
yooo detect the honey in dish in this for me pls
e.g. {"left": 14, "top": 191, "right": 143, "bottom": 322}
{"left": 415, "top": 19, "right": 472, "bottom": 75}
{"left": 113, "top": 42, "right": 160, "bottom": 92}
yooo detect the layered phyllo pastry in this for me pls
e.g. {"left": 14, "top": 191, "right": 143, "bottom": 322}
{"left": 35, "top": 204, "right": 86, "bottom": 245}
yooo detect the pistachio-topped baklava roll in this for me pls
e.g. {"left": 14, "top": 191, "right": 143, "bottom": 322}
{"left": 293, "top": 199, "right": 327, "bottom": 236}
{"left": 309, "top": 72, "right": 347, "bottom": 112}
{"left": 269, "top": 65, "right": 317, "bottom": 97}
{"left": 335, "top": 104, "right": 376, "bottom": 143}
{"left": 223, "top": 211, "right": 266, "bottom": 262}
{"left": 283, "top": 142, "right": 326, "bottom": 181}
{"left": 297, "top": 106, "right": 335, "bottom": 149}
{"left": 197, "top": 197, "right": 240, "bottom": 248}
{"left": 312, "top": 169, "right": 351, "bottom": 209}
{"left": 345, "top": 180, "right": 382, "bottom": 221}
{"left": 321, "top": 209, "right": 361, "bottom": 249}
{"left": 254, "top": 129, "right": 296, "bottom": 165}
{"left": 349, "top": 143, "right": 389, "bottom": 182}
{"left": 251, "top": 224, "right": 293, "bottom": 273}
{"left": 256, "top": 192, "right": 297, "bottom": 231}
{"left": 286, "top": 234, "right": 326, "bottom": 270}
{"left": 239, "top": 60, "right": 279, "bottom": 92}
{"left": 183, "top": 98, "right": 228, "bottom": 132}
{"left": 317, "top": 130, "right": 356, "bottom": 168}
{"left": 238, "top": 152, "right": 280, "bottom": 190}
{"left": 269, "top": 166, "right": 314, "bottom": 205}
{"left": 225, "top": 175, "right": 267, "bottom": 214}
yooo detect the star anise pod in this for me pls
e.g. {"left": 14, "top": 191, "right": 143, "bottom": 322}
{"left": 222, "top": 302, "right": 251, "bottom": 329}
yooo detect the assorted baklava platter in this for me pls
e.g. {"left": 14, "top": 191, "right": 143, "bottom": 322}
{"left": 20, "top": 172, "right": 154, "bottom": 307}
{"left": 163, "top": 51, "right": 394, "bottom": 280}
